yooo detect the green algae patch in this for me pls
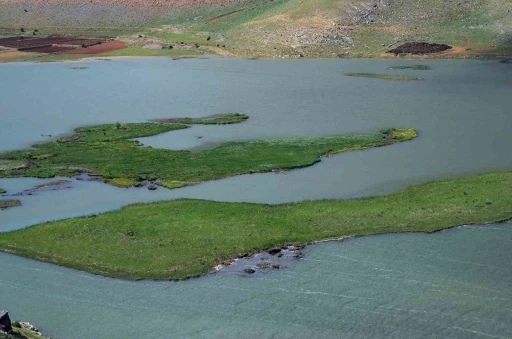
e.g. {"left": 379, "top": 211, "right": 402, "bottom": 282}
{"left": 0, "top": 199, "right": 21, "bottom": 210}
{"left": 387, "top": 65, "right": 431, "bottom": 70}
{"left": 1, "top": 171, "right": 510, "bottom": 280}
{"left": 0, "top": 114, "right": 415, "bottom": 187}
{"left": 345, "top": 73, "right": 422, "bottom": 81}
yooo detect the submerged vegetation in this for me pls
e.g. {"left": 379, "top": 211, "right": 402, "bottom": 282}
{"left": 0, "top": 171, "right": 510, "bottom": 280}
{"left": 0, "top": 200, "right": 21, "bottom": 210}
{"left": 387, "top": 65, "right": 432, "bottom": 70}
{"left": 0, "top": 113, "right": 415, "bottom": 188}
{"left": 345, "top": 73, "right": 422, "bottom": 81}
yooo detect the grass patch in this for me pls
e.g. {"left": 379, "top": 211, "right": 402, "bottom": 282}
{"left": 0, "top": 322, "right": 47, "bottom": 339}
{"left": 0, "top": 114, "right": 415, "bottom": 188}
{"left": 0, "top": 188, "right": 5, "bottom": 194}
{"left": 345, "top": 73, "right": 422, "bottom": 81}
{"left": 151, "top": 113, "right": 248, "bottom": 125}
{"left": 385, "top": 128, "right": 418, "bottom": 141}
{"left": 388, "top": 65, "right": 432, "bottom": 70}
{"left": 108, "top": 178, "right": 138, "bottom": 188}
{"left": 0, "top": 171, "right": 510, "bottom": 280}
{"left": 156, "top": 180, "right": 188, "bottom": 189}
{"left": 0, "top": 199, "right": 21, "bottom": 209}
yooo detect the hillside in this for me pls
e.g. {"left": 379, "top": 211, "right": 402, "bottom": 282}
{"left": 0, "top": 0, "right": 511, "bottom": 58}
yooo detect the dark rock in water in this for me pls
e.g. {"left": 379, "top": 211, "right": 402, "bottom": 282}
{"left": 256, "top": 261, "right": 273, "bottom": 269}
{"left": 148, "top": 184, "right": 157, "bottom": 191}
{"left": 388, "top": 42, "right": 452, "bottom": 55}
{"left": 244, "top": 267, "right": 255, "bottom": 274}
{"left": 268, "top": 247, "right": 282, "bottom": 255}
{"left": 0, "top": 311, "right": 12, "bottom": 332}
{"left": 500, "top": 58, "right": 512, "bottom": 64}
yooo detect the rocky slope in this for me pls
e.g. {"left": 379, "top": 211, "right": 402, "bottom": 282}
{"left": 0, "top": 0, "right": 510, "bottom": 57}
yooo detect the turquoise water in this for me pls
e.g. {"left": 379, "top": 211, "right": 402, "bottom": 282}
{"left": 1, "top": 222, "right": 510, "bottom": 338}
{"left": 0, "top": 58, "right": 511, "bottom": 338}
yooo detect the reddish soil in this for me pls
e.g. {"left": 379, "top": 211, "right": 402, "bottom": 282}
{"left": 67, "top": 41, "right": 128, "bottom": 54}
{"left": 24, "top": 46, "right": 76, "bottom": 53}
{"left": 0, "top": 35, "right": 125, "bottom": 54}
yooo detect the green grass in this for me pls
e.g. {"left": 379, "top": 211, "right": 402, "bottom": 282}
{"left": 388, "top": 65, "right": 432, "bottom": 70}
{"left": 11, "top": 45, "right": 203, "bottom": 63}
{"left": 0, "top": 321, "right": 47, "bottom": 339}
{"left": 345, "top": 73, "right": 422, "bottom": 81}
{"left": 0, "top": 199, "right": 21, "bottom": 209}
{"left": 0, "top": 170, "right": 510, "bottom": 280}
{"left": 0, "top": 114, "right": 415, "bottom": 187}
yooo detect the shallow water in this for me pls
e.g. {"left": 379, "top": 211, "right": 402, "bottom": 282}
{"left": 1, "top": 222, "right": 511, "bottom": 339}
{"left": 1, "top": 58, "right": 512, "bottom": 229}
{"left": 1, "top": 59, "right": 512, "bottom": 338}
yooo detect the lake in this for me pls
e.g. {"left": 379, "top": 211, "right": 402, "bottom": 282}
{"left": 0, "top": 58, "right": 511, "bottom": 338}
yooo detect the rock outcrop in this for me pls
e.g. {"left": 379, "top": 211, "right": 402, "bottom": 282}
{"left": 0, "top": 311, "right": 12, "bottom": 333}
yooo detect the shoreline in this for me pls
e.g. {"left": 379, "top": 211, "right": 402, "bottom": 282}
{"left": 1, "top": 49, "right": 510, "bottom": 64}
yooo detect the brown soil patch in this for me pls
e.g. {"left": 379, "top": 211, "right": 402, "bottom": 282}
{"left": 0, "top": 50, "right": 30, "bottom": 61}
{"left": 26, "top": 46, "right": 76, "bottom": 53}
{"left": 67, "top": 41, "right": 128, "bottom": 54}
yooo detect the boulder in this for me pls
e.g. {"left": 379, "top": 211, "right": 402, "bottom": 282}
{"left": 0, "top": 311, "right": 12, "bottom": 332}
{"left": 268, "top": 247, "right": 282, "bottom": 255}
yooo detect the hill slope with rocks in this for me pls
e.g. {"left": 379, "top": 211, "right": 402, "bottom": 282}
{"left": 0, "top": 0, "right": 510, "bottom": 58}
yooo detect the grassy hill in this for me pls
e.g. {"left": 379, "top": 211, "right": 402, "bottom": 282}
{"left": 0, "top": 0, "right": 511, "bottom": 58}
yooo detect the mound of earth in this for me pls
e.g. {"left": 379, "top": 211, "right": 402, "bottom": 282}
{"left": 389, "top": 42, "right": 452, "bottom": 55}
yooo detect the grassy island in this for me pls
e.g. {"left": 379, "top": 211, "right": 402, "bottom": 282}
{"left": 0, "top": 171, "right": 510, "bottom": 280}
{"left": 345, "top": 73, "right": 422, "bottom": 81}
{"left": 0, "top": 113, "right": 415, "bottom": 189}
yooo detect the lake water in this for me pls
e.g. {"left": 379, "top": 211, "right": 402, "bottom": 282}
{"left": 1, "top": 58, "right": 512, "bottom": 229}
{"left": 0, "top": 58, "right": 511, "bottom": 338}
{"left": 0, "top": 222, "right": 511, "bottom": 339}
